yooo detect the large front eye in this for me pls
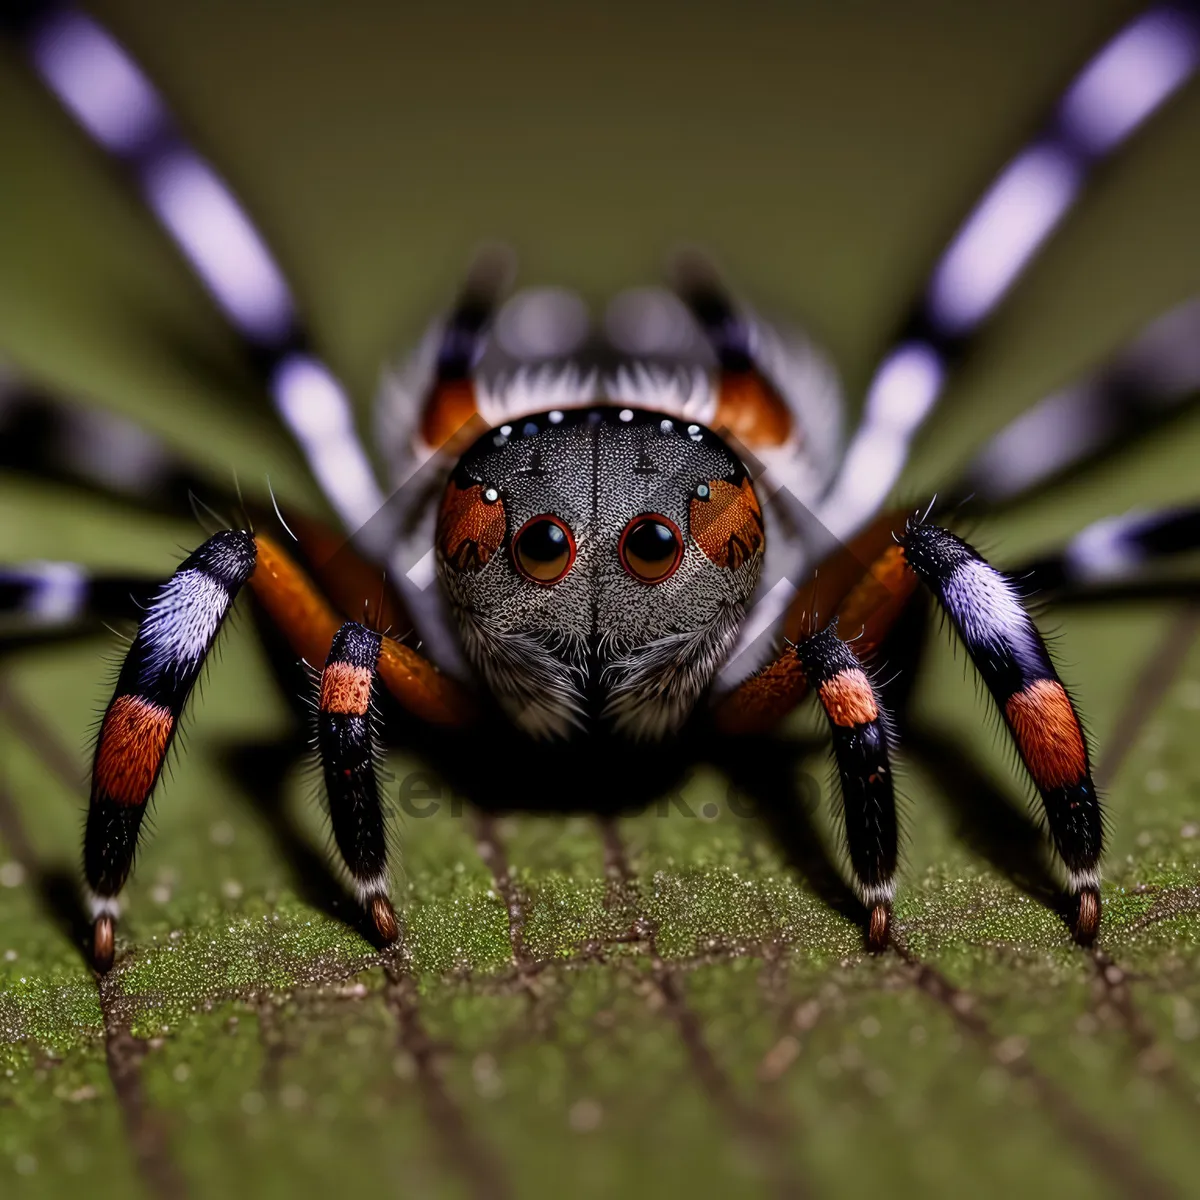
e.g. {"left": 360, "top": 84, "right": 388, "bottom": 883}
{"left": 513, "top": 515, "right": 577, "bottom": 584}
{"left": 619, "top": 514, "right": 683, "bottom": 584}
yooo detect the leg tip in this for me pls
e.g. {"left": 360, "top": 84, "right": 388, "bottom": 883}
{"left": 1073, "top": 887, "right": 1100, "bottom": 946}
{"left": 867, "top": 903, "right": 891, "bottom": 953}
{"left": 368, "top": 894, "right": 399, "bottom": 945}
{"left": 667, "top": 245, "right": 723, "bottom": 295}
{"left": 463, "top": 242, "right": 518, "bottom": 301}
{"left": 92, "top": 915, "right": 115, "bottom": 973}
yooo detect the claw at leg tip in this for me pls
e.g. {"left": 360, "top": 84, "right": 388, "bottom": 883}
{"left": 369, "top": 894, "right": 399, "bottom": 945}
{"left": 1074, "top": 888, "right": 1100, "bottom": 945}
{"left": 93, "top": 915, "right": 115, "bottom": 973}
{"left": 868, "top": 903, "right": 890, "bottom": 952}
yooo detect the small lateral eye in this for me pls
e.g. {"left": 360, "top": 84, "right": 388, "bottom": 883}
{"left": 619, "top": 514, "right": 683, "bottom": 584}
{"left": 513, "top": 514, "right": 576, "bottom": 584}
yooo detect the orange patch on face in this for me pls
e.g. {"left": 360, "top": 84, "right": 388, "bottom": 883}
{"left": 320, "top": 662, "right": 373, "bottom": 715}
{"left": 818, "top": 669, "right": 879, "bottom": 728}
{"left": 690, "top": 478, "right": 765, "bottom": 569}
{"left": 94, "top": 695, "right": 174, "bottom": 806}
{"left": 438, "top": 481, "right": 506, "bottom": 572}
{"left": 1005, "top": 680, "right": 1089, "bottom": 790}
{"left": 714, "top": 372, "right": 792, "bottom": 448}
{"left": 421, "top": 379, "right": 481, "bottom": 455}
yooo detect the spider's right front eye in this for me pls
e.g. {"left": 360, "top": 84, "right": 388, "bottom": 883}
{"left": 512, "top": 514, "right": 577, "bottom": 584}
{"left": 618, "top": 514, "right": 683, "bottom": 584}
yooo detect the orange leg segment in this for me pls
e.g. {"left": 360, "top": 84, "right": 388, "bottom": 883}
{"left": 715, "top": 510, "right": 914, "bottom": 735}
{"left": 250, "top": 534, "right": 475, "bottom": 727}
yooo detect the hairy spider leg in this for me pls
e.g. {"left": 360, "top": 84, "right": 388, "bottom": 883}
{"left": 718, "top": 515, "right": 1102, "bottom": 943}
{"left": 86, "top": 531, "right": 256, "bottom": 970}
{"left": 317, "top": 622, "right": 398, "bottom": 943}
{"left": 953, "top": 297, "right": 1200, "bottom": 512}
{"left": 901, "top": 523, "right": 1102, "bottom": 939}
{"left": 3, "top": 2, "right": 386, "bottom": 536}
{"left": 85, "top": 530, "right": 473, "bottom": 969}
{"left": 816, "top": 8, "right": 1200, "bottom": 544}
{"left": 791, "top": 623, "right": 897, "bottom": 951}
{"left": 418, "top": 248, "right": 514, "bottom": 456}
{"left": 670, "top": 251, "right": 793, "bottom": 449}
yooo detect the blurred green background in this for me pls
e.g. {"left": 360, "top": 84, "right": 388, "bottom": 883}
{"left": 1, "top": 2, "right": 1199, "bottom": 1197}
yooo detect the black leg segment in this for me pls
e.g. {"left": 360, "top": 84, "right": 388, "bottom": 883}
{"left": 794, "top": 621, "right": 897, "bottom": 951}
{"left": 316, "top": 621, "right": 398, "bottom": 944}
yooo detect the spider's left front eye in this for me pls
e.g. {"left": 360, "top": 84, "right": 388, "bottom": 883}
{"left": 619, "top": 514, "right": 683, "bottom": 584}
{"left": 513, "top": 514, "right": 577, "bottom": 584}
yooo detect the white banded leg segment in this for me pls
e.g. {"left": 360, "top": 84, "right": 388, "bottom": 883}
{"left": 819, "top": 7, "right": 1200, "bottom": 541}
{"left": 85, "top": 531, "right": 256, "bottom": 969}
{"left": 1016, "top": 505, "right": 1200, "bottom": 595}
{"left": 901, "top": 522, "right": 1102, "bottom": 941}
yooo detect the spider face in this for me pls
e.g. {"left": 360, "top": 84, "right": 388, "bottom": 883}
{"left": 435, "top": 406, "right": 765, "bottom": 740}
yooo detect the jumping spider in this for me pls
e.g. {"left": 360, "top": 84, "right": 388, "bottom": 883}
{"left": 3, "top": 5, "right": 1196, "bottom": 972}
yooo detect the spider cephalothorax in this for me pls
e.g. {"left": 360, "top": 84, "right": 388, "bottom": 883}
{"left": 435, "top": 406, "right": 764, "bottom": 739}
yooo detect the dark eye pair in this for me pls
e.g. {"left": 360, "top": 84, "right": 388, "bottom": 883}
{"left": 513, "top": 514, "right": 683, "bottom": 586}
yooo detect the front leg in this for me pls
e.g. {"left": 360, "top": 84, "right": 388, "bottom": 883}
{"left": 901, "top": 523, "right": 1102, "bottom": 940}
{"left": 717, "top": 517, "right": 1103, "bottom": 943}
{"left": 86, "top": 530, "right": 472, "bottom": 970}
{"left": 793, "top": 624, "right": 898, "bottom": 951}
{"left": 87, "top": 531, "right": 257, "bottom": 970}
{"left": 315, "top": 622, "right": 398, "bottom": 944}
{"left": 717, "top": 618, "right": 898, "bottom": 950}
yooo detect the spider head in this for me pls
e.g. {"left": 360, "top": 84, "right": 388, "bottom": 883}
{"left": 435, "top": 407, "right": 765, "bottom": 740}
